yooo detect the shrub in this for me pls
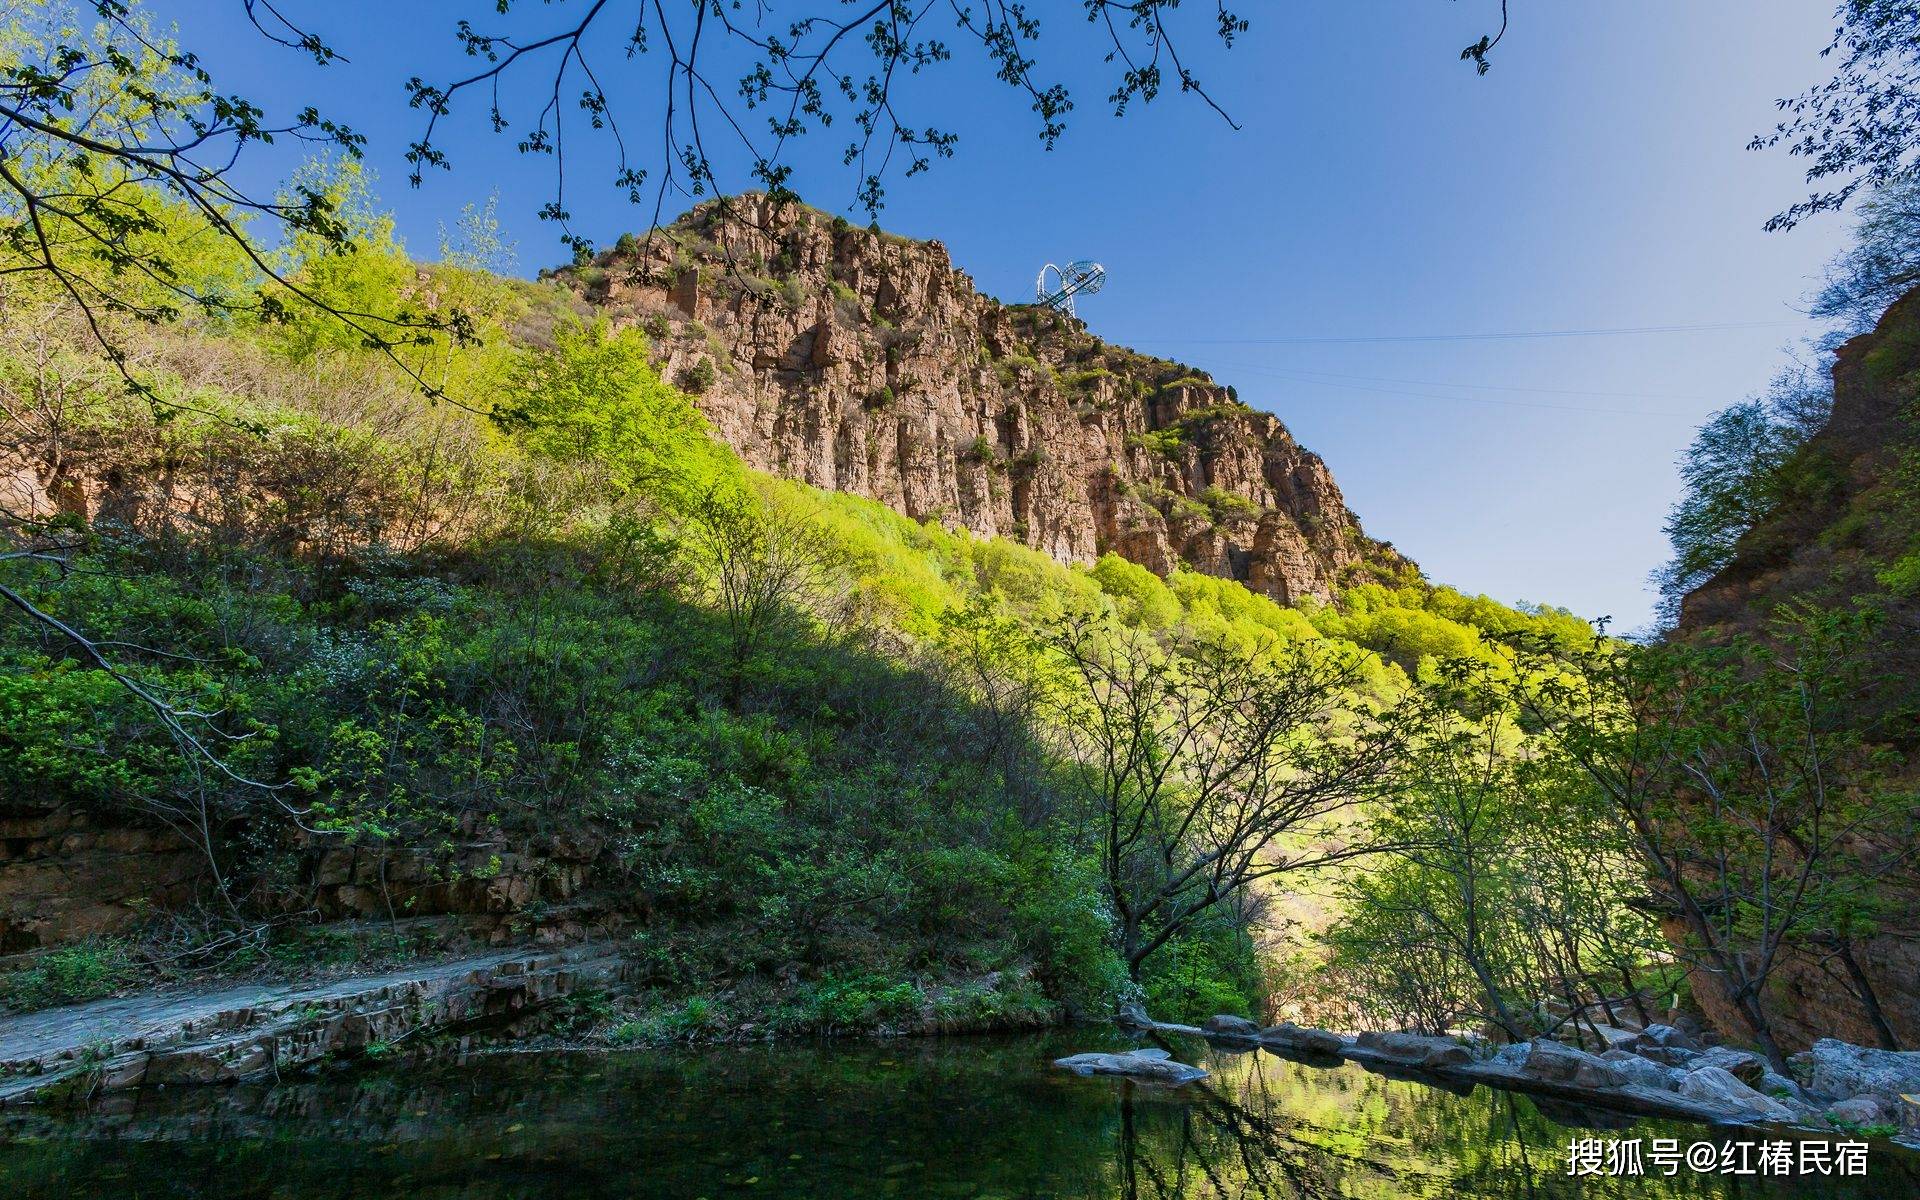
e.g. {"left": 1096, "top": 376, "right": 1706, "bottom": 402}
{"left": 781, "top": 972, "right": 927, "bottom": 1033}
{"left": 1878, "top": 550, "right": 1920, "bottom": 595}
{"left": 1160, "top": 374, "right": 1214, "bottom": 391}
{"left": 1, "top": 940, "right": 139, "bottom": 1011}
{"left": 678, "top": 356, "right": 718, "bottom": 394}
{"left": 1139, "top": 919, "right": 1264, "bottom": 1024}
{"left": 1125, "top": 428, "right": 1184, "bottom": 458}
{"left": 964, "top": 434, "right": 1000, "bottom": 465}
{"left": 1201, "top": 486, "right": 1260, "bottom": 523}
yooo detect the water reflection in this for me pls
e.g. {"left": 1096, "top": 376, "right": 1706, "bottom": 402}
{"left": 0, "top": 1032, "right": 1913, "bottom": 1198}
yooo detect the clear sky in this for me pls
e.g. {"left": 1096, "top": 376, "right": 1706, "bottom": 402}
{"left": 173, "top": 1, "right": 1856, "bottom": 631}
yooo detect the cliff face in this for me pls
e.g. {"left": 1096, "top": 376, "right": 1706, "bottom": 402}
{"left": 1675, "top": 289, "right": 1920, "bottom": 1053}
{"left": 566, "top": 195, "right": 1403, "bottom": 603}
{"left": 1679, "top": 292, "right": 1920, "bottom": 633}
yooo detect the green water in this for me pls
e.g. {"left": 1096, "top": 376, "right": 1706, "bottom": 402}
{"left": 1, "top": 1030, "right": 1915, "bottom": 1198}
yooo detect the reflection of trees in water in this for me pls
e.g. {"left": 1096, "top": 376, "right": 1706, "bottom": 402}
{"left": 10, "top": 1041, "right": 1920, "bottom": 1199}
{"left": 1116, "top": 1054, "right": 1348, "bottom": 1200}
{"left": 1105, "top": 1050, "right": 1878, "bottom": 1200}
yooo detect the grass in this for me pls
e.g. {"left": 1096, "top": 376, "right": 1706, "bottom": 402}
{"left": 0, "top": 939, "right": 139, "bottom": 1011}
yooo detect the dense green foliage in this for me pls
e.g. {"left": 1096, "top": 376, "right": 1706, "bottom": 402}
{"left": 3, "top": 0, "right": 1914, "bottom": 1072}
{"left": 0, "top": 145, "right": 1601, "bottom": 1025}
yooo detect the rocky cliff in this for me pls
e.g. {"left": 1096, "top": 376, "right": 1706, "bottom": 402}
{"left": 562, "top": 194, "right": 1404, "bottom": 603}
{"left": 1676, "top": 288, "right": 1920, "bottom": 1053}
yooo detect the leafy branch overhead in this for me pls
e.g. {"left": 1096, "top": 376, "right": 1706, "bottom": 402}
{"left": 4, "top": 0, "right": 1547, "bottom": 412}
{"left": 0, "top": 3, "right": 474, "bottom": 418}
{"left": 1754, "top": 0, "right": 1920, "bottom": 231}
{"left": 399, "top": 0, "right": 1252, "bottom": 258}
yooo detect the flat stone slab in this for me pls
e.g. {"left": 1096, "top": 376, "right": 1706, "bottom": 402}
{"left": 0, "top": 944, "right": 623, "bottom": 1105}
{"left": 1053, "top": 1049, "right": 1208, "bottom": 1086}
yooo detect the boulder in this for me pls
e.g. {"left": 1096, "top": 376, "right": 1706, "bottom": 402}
{"left": 1825, "top": 1095, "right": 1890, "bottom": 1127}
{"left": 1575, "top": 1024, "right": 1642, "bottom": 1055}
{"left": 1791, "top": 1040, "right": 1920, "bottom": 1133}
{"left": 1522, "top": 1040, "right": 1629, "bottom": 1089}
{"left": 1488, "top": 1042, "right": 1530, "bottom": 1068}
{"left": 1791, "top": 1039, "right": 1920, "bottom": 1105}
{"left": 1631, "top": 1023, "right": 1700, "bottom": 1053}
{"left": 1202, "top": 1014, "right": 1262, "bottom": 1040}
{"left": 1676, "top": 1066, "right": 1797, "bottom": 1121}
{"left": 1696, "top": 1045, "right": 1768, "bottom": 1087}
{"left": 1258, "top": 1022, "right": 1344, "bottom": 1055}
{"left": 1354, "top": 1031, "right": 1471, "bottom": 1069}
{"left": 1605, "top": 1010, "right": 1647, "bottom": 1033}
{"left": 1633, "top": 1043, "right": 1698, "bottom": 1068}
{"left": 1116, "top": 1003, "right": 1153, "bottom": 1030}
{"left": 1052, "top": 1050, "right": 1207, "bottom": 1086}
{"left": 1599, "top": 1049, "right": 1681, "bottom": 1092}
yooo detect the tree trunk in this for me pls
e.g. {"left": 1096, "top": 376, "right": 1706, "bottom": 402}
{"left": 1729, "top": 983, "right": 1791, "bottom": 1074}
{"left": 1834, "top": 938, "right": 1903, "bottom": 1051}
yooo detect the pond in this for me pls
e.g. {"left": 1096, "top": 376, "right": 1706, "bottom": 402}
{"left": 1, "top": 1029, "right": 1915, "bottom": 1198}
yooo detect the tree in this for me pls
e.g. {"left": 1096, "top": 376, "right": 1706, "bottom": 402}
{"left": 1466, "top": 2, "right": 1920, "bottom": 235}
{"left": 399, "top": 0, "right": 1254, "bottom": 243}
{"left": 1665, "top": 606, "right": 1916, "bottom": 1052}
{"left": 509, "top": 318, "right": 731, "bottom": 505}
{"left": 0, "top": 0, "right": 1270, "bottom": 388}
{"left": 0, "top": 3, "right": 461, "bottom": 409}
{"left": 1812, "top": 172, "right": 1920, "bottom": 333}
{"left": 1326, "top": 659, "right": 1665, "bottom": 1042}
{"left": 1651, "top": 366, "right": 1832, "bottom": 624}
{"left": 677, "top": 483, "right": 852, "bottom": 703}
{"left": 1038, "top": 613, "right": 1407, "bottom": 982}
{"left": 1754, "top": 0, "right": 1920, "bottom": 231}
{"left": 1497, "top": 614, "right": 1915, "bottom": 1070}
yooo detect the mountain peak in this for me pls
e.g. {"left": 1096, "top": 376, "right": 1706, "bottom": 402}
{"left": 563, "top": 194, "right": 1408, "bottom": 602}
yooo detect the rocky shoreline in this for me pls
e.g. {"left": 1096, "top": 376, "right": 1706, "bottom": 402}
{"left": 0, "top": 945, "right": 625, "bottom": 1107}
{"left": 10, "top": 947, "right": 1918, "bottom": 1153}
{"left": 1056, "top": 1011, "right": 1920, "bottom": 1148}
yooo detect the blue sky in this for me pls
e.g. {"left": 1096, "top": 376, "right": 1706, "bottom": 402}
{"left": 176, "top": 1, "right": 1855, "bottom": 630}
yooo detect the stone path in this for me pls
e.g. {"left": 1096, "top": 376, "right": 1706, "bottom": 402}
{"left": 0, "top": 943, "right": 624, "bottom": 1105}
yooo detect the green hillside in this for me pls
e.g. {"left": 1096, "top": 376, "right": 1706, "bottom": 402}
{"left": 0, "top": 172, "right": 1588, "bottom": 1029}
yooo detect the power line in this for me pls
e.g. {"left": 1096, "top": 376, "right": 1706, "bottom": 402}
{"left": 1217, "top": 360, "right": 1694, "bottom": 418}
{"left": 1208, "top": 361, "right": 1720, "bottom": 405}
{"left": 1132, "top": 319, "right": 1801, "bottom": 347}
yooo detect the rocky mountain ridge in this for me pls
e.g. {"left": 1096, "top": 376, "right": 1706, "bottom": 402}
{"left": 562, "top": 194, "right": 1406, "bottom": 603}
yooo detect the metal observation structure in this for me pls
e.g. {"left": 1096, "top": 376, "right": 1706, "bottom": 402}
{"left": 1035, "top": 260, "right": 1107, "bottom": 317}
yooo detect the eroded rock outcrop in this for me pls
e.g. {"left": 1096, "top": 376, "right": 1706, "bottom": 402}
{"left": 1793, "top": 1040, "right": 1920, "bottom": 1133}
{"left": 0, "top": 802, "right": 203, "bottom": 953}
{"left": 566, "top": 195, "right": 1405, "bottom": 603}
